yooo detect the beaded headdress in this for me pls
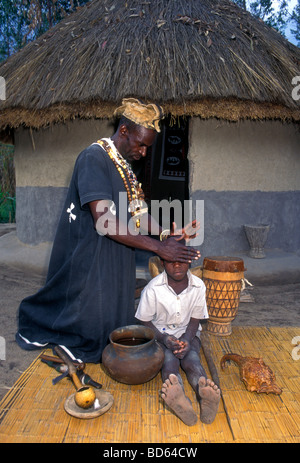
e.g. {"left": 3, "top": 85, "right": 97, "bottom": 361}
{"left": 114, "top": 98, "right": 164, "bottom": 133}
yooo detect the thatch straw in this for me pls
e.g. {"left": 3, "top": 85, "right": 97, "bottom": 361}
{"left": 0, "top": 0, "right": 299, "bottom": 129}
{"left": 0, "top": 326, "right": 299, "bottom": 443}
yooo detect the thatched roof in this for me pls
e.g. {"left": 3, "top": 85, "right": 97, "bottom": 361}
{"left": 0, "top": 0, "right": 299, "bottom": 129}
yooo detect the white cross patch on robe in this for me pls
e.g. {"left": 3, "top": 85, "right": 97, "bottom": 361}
{"left": 67, "top": 203, "right": 76, "bottom": 223}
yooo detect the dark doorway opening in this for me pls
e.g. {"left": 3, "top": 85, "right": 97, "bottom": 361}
{"left": 133, "top": 115, "right": 190, "bottom": 230}
{"left": 132, "top": 116, "right": 190, "bottom": 272}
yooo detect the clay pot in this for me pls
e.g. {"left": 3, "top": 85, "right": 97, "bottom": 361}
{"left": 102, "top": 325, "right": 164, "bottom": 385}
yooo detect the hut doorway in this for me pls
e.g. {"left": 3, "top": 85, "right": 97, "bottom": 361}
{"left": 133, "top": 115, "right": 190, "bottom": 231}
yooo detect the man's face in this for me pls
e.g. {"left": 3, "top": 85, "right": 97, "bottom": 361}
{"left": 120, "top": 126, "right": 157, "bottom": 163}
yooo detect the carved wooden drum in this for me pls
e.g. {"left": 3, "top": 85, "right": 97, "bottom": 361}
{"left": 202, "top": 257, "right": 245, "bottom": 336}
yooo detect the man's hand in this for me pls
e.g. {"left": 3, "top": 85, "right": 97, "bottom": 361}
{"left": 158, "top": 236, "right": 200, "bottom": 263}
{"left": 89, "top": 200, "right": 200, "bottom": 264}
{"left": 171, "top": 220, "right": 200, "bottom": 243}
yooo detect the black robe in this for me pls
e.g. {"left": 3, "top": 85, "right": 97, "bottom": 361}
{"left": 16, "top": 143, "right": 136, "bottom": 362}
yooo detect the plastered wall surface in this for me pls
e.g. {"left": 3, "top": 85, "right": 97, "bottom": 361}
{"left": 15, "top": 119, "right": 114, "bottom": 243}
{"left": 14, "top": 117, "right": 300, "bottom": 253}
{"left": 15, "top": 119, "right": 114, "bottom": 187}
{"left": 188, "top": 119, "right": 300, "bottom": 255}
{"left": 189, "top": 119, "right": 300, "bottom": 192}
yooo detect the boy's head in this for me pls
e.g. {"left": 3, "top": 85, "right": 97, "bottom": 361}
{"left": 161, "top": 260, "right": 189, "bottom": 283}
{"left": 160, "top": 236, "right": 189, "bottom": 282}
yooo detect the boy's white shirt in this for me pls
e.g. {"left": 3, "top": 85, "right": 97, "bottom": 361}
{"left": 135, "top": 270, "right": 208, "bottom": 339}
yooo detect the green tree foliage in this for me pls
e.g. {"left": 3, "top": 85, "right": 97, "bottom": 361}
{"left": 0, "top": 142, "right": 15, "bottom": 223}
{"left": 0, "top": 0, "right": 28, "bottom": 61}
{"left": 291, "top": 0, "right": 300, "bottom": 45}
{"left": 0, "top": 0, "right": 90, "bottom": 62}
{"left": 233, "top": 0, "right": 299, "bottom": 44}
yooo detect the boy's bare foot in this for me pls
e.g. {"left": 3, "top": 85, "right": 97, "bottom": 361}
{"left": 197, "top": 376, "right": 220, "bottom": 424}
{"left": 161, "top": 374, "right": 198, "bottom": 426}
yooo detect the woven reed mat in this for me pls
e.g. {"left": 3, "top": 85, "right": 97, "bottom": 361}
{"left": 0, "top": 326, "right": 299, "bottom": 443}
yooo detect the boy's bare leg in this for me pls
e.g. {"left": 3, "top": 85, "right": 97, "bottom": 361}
{"left": 180, "top": 338, "right": 220, "bottom": 424}
{"left": 197, "top": 376, "right": 220, "bottom": 424}
{"left": 161, "top": 374, "right": 198, "bottom": 426}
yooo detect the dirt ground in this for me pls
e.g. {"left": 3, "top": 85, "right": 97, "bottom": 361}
{"left": 0, "top": 262, "right": 300, "bottom": 402}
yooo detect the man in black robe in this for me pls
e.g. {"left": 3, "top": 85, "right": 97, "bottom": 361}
{"left": 16, "top": 99, "right": 200, "bottom": 362}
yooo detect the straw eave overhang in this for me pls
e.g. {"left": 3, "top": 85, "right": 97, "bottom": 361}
{"left": 0, "top": 0, "right": 299, "bottom": 129}
{"left": 0, "top": 97, "right": 300, "bottom": 131}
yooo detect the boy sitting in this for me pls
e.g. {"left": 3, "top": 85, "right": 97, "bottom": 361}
{"left": 135, "top": 243, "right": 220, "bottom": 426}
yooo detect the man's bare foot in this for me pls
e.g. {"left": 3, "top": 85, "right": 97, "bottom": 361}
{"left": 161, "top": 374, "right": 198, "bottom": 426}
{"left": 197, "top": 376, "right": 220, "bottom": 424}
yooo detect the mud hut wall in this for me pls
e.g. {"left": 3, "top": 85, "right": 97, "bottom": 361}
{"left": 189, "top": 118, "right": 300, "bottom": 256}
{"left": 14, "top": 116, "right": 300, "bottom": 254}
{"left": 14, "top": 119, "right": 114, "bottom": 244}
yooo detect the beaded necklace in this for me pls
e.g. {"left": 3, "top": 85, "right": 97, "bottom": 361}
{"left": 96, "top": 138, "right": 147, "bottom": 230}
